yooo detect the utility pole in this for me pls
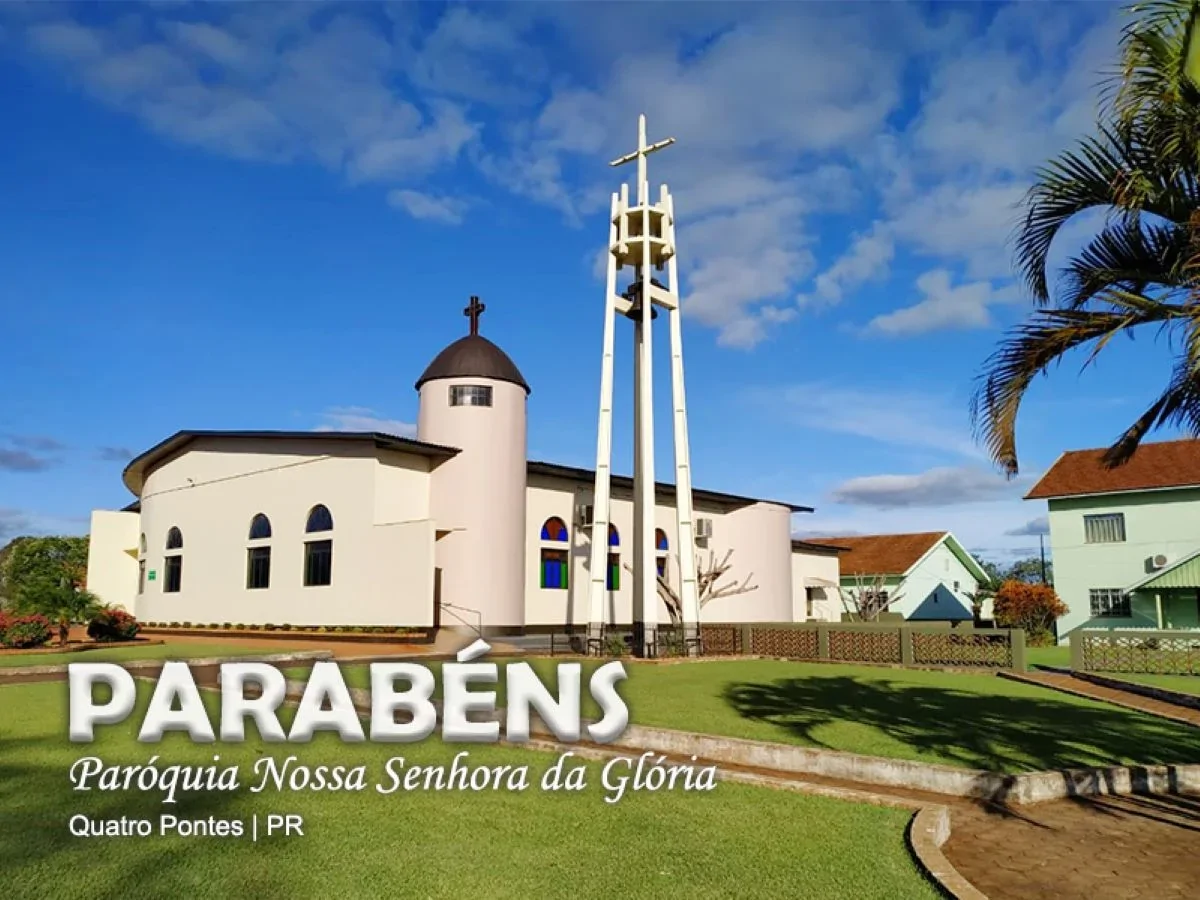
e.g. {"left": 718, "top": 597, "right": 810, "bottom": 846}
{"left": 1039, "top": 533, "right": 1047, "bottom": 585}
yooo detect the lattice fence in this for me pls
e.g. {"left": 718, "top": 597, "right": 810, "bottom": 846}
{"left": 700, "top": 625, "right": 741, "bottom": 656}
{"left": 911, "top": 631, "right": 1012, "bottom": 668}
{"left": 827, "top": 628, "right": 902, "bottom": 664}
{"left": 749, "top": 627, "right": 819, "bottom": 659}
{"left": 1078, "top": 630, "right": 1200, "bottom": 675}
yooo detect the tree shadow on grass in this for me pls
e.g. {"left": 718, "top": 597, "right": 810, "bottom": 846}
{"left": 721, "top": 675, "right": 1200, "bottom": 773}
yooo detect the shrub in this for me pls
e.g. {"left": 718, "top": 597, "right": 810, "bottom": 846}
{"left": 87, "top": 607, "right": 140, "bottom": 643}
{"left": 235, "top": 623, "right": 246, "bottom": 630}
{"left": 222, "top": 622, "right": 232, "bottom": 630}
{"left": 182, "top": 622, "right": 193, "bottom": 629}
{"left": 280, "top": 624, "right": 292, "bottom": 631}
{"left": 2, "top": 614, "right": 52, "bottom": 649}
{"left": 169, "top": 621, "right": 180, "bottom": 628}
{"left": 603, "top": 633, "right": 627, "bottom": 657}
{"left": 993, "top": 580, "right": 1068, "bottom": 644}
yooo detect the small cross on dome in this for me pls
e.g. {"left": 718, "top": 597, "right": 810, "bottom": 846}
{"left": 464, "top": 295, "right": 485, "bottom": 336}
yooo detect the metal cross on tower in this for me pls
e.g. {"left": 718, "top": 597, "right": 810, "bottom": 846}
{"left": 464, "top": 295, "right": 486, "bottom": 335}
{"left": 586, "top": 114, "right": 701, "bottom": 658}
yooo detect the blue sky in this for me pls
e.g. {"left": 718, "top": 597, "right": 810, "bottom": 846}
{"left": 0, "top": 1, "right": 1179, "bottom": 563}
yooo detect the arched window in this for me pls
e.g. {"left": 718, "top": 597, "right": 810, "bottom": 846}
{"left": 539, "top": 516, "right": 569, "bottom": 589}
{"left": 247, "top": 513, "right": 272, "bottom": 590}
{"left": 306, "top": 504, "right": 333, "bottom": 533}
{"left": 163, "top": 527, "right": 183, "bottom": 593}
{"left": 249, "top": 513, "right": 272, "bottom": 540}
{"left": 540, "top": 517, "right": 568, "bottom": 542}
{"left": 140, "top": 534, "right": 147, "bottom": 554}
{"left": 607, "top": 524, "right": 620, "bottom": 590}
{"left": 655, "top": 528, "right": 669, "bottom": 579}
{"left": 304, "top": 505, "right": 333, "bottom": 586}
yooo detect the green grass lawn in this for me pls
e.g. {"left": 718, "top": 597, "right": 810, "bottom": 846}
{"left": 285, "top": 658, "right": 1200, "bottom": 773}
{"left": 0, "top": 682, "right": 936, "bottom": 900}
{"left": 1025, "top": 645, "right": 1070, "bottom": 669}
{"left": 0, "top": 643, "right": 286, "bottom": 668}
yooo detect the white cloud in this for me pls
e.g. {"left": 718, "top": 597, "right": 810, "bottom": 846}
{"left": 316, "top": 407, "right": 416, "bottom": 438}
{"left": 750, "top": 382, "right": 984, "bottom": 460}
{"left": 1006, "top": 516, "right": 1050, "bottom": 537}
{"left": 388, "top": 189, "right": 468, "bottom": 225}
{"left": 863, "top": 270, "right": 1019, "bottom": 337}
{"left": 8, "top": 2, "right": 1125, "bottom": 349}
{"left": 828, "top": 466, "right": 1030, "bottom": 509}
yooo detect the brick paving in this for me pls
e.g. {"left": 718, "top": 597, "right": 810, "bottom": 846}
{"left": 1007, "top": 669, "right": 1200, "bottom": 728}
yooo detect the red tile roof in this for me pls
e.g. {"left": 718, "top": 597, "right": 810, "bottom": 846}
{"left": 1025, "top": 438, "right": 1200, "bottom": 500}
{"left": 801, "top": 532, "right": 946, "bottom": 576}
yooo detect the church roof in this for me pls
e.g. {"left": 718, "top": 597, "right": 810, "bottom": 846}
{"left": 415, "top": 334, "right": 530, "bottom": 394}
{"left": 526, "top": 460, "right": 813, "bottom": 513}
{"left": 122, "top": 430, "right": 459, "bottom": 496}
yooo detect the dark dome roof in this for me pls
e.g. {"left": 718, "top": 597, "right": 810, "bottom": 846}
{"left": 415, "top": 335, "right": 530, "bottom": 394}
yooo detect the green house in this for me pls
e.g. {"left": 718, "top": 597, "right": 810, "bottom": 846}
{"left": 1026, "top": 439, "right": 1200, "bottom": 640}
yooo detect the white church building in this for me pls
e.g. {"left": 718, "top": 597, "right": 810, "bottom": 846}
{"left": 86, "top": 306, "right": 823, "bottom": 635}
{"left": 85, "top": 116, "right": 841, "bottom": 644}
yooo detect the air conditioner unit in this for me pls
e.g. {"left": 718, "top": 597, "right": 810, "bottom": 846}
{"left": 695, "top": 518, "right": 713, "bottom": 539}
{"left": 1150, "top": 553, "right": 1169, "bottom": 570}
{"left": 577, "top": 505, "right": 596, "bottom": 528}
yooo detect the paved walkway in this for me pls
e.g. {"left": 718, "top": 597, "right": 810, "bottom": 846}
{"left": 1007, "top": 669, "right": 1200, "bottom": 728}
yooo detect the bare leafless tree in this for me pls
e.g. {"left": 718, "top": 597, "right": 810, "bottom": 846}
{"left": 838, "top": 573, "right": 902, "bottom": 622}
{"left": 623, "top": 548, "right": 758, "bottom": 625}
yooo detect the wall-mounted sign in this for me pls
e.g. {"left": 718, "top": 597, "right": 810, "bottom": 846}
{"left": 148, "top": 570, "right": 157, "bottom": 581}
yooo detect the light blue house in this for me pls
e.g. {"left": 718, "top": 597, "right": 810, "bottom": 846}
{"left": 804, "top": 531, "right": 988, "bottom": 622}
{"left": 1026, "top": 438, "right": 1200, "bottom": 639}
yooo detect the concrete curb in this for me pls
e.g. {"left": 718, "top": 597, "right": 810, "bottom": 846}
{"left": 999, "top": 669, "right": 1200, "bottom": 729}
{"left": 1068, "top": 669, "right": 1200, "bottom": 712}
{"left": 0, "top": 649, "right": 333, "bottom": 678}
{"left": 909, "top": 806, "right": 987, "bottom": 900}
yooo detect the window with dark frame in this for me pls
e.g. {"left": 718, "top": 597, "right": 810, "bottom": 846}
{"left": 247, "top": 546, "right": 271, "bottom": 590}
{"left": 449, "top": 385, "right": 493, "bottom": 407}
{"left": 1089, "top": 588, "right": 1130, "bottom": 618}
{"left": 304, "top": 539, "right": 333, "bottom": 587}
{"left": 1084, "top": 513, "right": 1126, "bottom": 544}
{"left": 607, "top": 552, "right": 620, "bottom": 591}
{"left": 164, "top": 554, "right": 183, "bottom": 593}
{"left": 138, "top": 560, "right": 146, "bottom": 594}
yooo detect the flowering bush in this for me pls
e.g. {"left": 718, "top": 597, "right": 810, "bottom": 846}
{"left": 1, "top": 614, "right": 52, "bottom": 649}
{"left": 87, "top": 607, "right": 140, "bottom": 642}
{"left": 993, "top": 580, "right": 1067, "bottom": 645}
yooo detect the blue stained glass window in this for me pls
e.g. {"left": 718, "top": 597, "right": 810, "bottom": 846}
{"left": 541, "top": 549, "right": 568, "bottom": 589}
{"left": 607, "top": 553, "right": 620, "bottom": 590}
{"left": 608, "top": 524, "right": 620, "bottom": 547}
{"left": 655, "top": 528, "right": 669, "bottom": 551}
{"left": 541, "top": 517, "right": 569, "bottom": 542}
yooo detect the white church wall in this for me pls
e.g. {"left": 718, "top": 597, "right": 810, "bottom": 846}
{"left": 419, "top": 377, "right": 526, "bottom": 631}
{"left": 373, "top": 451, "right": 434, "bottom": 525}
{"left": 136, "top": 437, "right": 428, "bottom": 627}
{"left": 702, "top": 503, "right": 794, "bottom": 623}
{"left": 791, "top": 550, "right": 842, "bottom": 622}
{"left": 85, "top": 510, "right": 140, "bottom": 610}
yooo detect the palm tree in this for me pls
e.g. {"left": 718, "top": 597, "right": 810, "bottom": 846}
{"left": 973, "top": 0, "right": 1200, "bottom": 475}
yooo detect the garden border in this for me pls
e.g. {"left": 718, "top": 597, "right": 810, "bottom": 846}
{"left": 0, "top": 638, "right": 164, "bottom": 658}
{"left": 1063, "top": 669, "right": 1200, "bottom": 712}
{"left": 0, "top": 649, "right": 334, "bottom": 679}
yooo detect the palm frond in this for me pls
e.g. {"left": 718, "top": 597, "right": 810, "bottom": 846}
{"left": 971, "top": 299, "right": 1189, "bottom": 474}
{"left": 1058, "top": 217, "right": 1190, "bottom": 308}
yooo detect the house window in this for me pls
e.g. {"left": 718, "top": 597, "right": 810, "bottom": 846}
{"left": 656, "top": 556, "right": 668, "bottom": 579}
{"left": 953, "top": 581, "right": 960, "bottom": 592}
{"left": 449, "top": 385, "right": 493, "bottom": 407}
{"left": 540, "top": 549, "right": 568, "bottom": 589}
{"left": 164, "top": 555, "right": 183, "bottom": 593}
{"left": 304, "top": 540, "right": 333, "bottom": 587}
{"left": 1089, "top": 588, "right": 1130, "bottom": 618}
{"left": 1084, "top": 513, "right": 1126, "bottom": 544}
{"left": 805, "top": 587, "right": 816, "bottom": 618}
{"left": 138, "top": 559, "right": 146, "bottom": 594}
{"left": 164, "top": 526, "right": 183, "bottom": 593}
{"left": 607, "top": 552, "right": 620, "bottom": 590}
{"left": 247, "top": 547, "right": 271, "bottom": 590}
